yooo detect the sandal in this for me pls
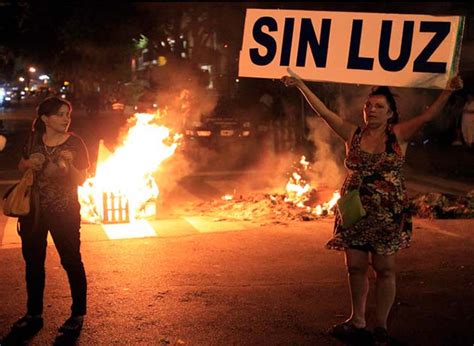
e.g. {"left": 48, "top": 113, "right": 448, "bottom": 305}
{"left": 329, "top": 321, "right": 372, "bottom": 343}
{"left": 58, "top": 315, "right": 84, "bottom": 335}
{"left": 373, "top": 327, "right": 390, "bottom": 345}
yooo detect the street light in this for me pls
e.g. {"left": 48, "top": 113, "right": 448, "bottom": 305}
{"left": 18, "top": 76, "right": 25, "bottom": 82}
{"left": 27, "top": 66, "right": 37, "bottom": 91}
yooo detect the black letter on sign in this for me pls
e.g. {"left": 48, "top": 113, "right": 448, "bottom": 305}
{"left": 280, "top": 18, "right": 295, "bottom": 66}
{"left": 296, "top": 18, "right": 331, "bottom": 67}
{"left": 250, "top": 17, "right": 277, "bottom": 66}
{"left": 379, "top": 20, "right": 414, "bottom": 72}
{"left": 347, "top": 20, "right": 374, "bottom": 70}
{"left": 413, "top": 21, "right": 450, "bottom": 73}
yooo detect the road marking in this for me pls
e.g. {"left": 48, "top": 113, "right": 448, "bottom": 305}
{"left": 102, "top": 220, "right": 157, "bottom": 240}
{"left": 0, "top": 216, "right": 250, "bottom": 249}
{"left": 415, "top": 219, "right": 464, "bottom": 239}
{"left": 183, "top": 216, "right": 251, "bottom": 233}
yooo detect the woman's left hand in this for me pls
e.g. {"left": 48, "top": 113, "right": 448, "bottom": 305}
{"left": 447, "top": 75, "right": 463, "bottom": 91}
{"left": 59, "top": 150, "right": 74, "bottom": 163}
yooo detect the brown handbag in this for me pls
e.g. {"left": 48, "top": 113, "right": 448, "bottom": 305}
{"left": 3, "top": 169, "right": 34, "bottom": 217}
{"left": 3, "top": 130, "right": 37, "bottom": 218}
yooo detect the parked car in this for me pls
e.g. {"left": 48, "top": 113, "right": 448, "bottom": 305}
{"left": 182, "top": 97, "right": 253, "bottom": 149}
{"left": 180, "top": 96, "right": 275, "bottom": 170}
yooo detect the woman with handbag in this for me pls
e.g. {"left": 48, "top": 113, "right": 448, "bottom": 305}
{"left": 281, "top": 72, "right": 462, "bottom": 344}
{"left": 11, "top": 97, "right": 90, "bottom": 336}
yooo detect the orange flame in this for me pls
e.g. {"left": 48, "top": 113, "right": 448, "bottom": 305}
{"left": 285, "top": 155, "right": 340, "bottom": 216}
{"left": 79, "top": 112, "right": 181, "bottom": 223}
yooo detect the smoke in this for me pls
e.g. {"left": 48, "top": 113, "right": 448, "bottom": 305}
{"left": 306, "top": 116, "right": 345, "bottom": 189}
{"left": 302, "top": 84, "right": 365, "bottom": 189}
{"left": 146, "top": 58, "right": 218, "bottom": 128}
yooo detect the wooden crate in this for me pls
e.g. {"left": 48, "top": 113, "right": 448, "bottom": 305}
{"left": 102, "top": 192, "right": 130, "bottom": 224}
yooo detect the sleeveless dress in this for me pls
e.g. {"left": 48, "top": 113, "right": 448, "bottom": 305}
{"left": 326, "top": 125, "right": 412, "bottom": 255}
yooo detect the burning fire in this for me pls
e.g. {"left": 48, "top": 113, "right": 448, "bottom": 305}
{"left": 79, "top": 112, "right": 181, "bottom": 223}
{"left": 222, "top": 195, "right": 233, "bottom": 201}
{"left": 218, "top": 155, "right": 340, "bottom": 219}
{"left": 284, "top": 156, "right": 340, "bottom": 216}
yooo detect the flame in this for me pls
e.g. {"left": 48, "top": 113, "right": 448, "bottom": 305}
{"left": 312, "top": 191, "right": 341, "bottom": 216}
{"left": 79, "top": 112, "right": 181, "bottom": 223}
{"left": 222, "top": 194, "right": 233, "bottom": 201}
{"left": 285, "top": 155, "right": 340, "bottom": 216}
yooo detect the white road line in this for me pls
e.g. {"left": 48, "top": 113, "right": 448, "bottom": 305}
{"left": 101, "top": 220, "right": 157, "bottom": 240}
{"left": 1, "top": 215, "right": 252, "bottom": 249}
{"left": 183, "top": 216, "right": 251, "bottom": 233}
{"left": 415, "top": 219, "right": 464, "bottom": 239}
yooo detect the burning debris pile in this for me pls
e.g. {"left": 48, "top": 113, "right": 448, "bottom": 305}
{"left": 284, "top": 156, "right": 340, "bottom": 215}
{"left": 179, "top": 156, "right": 341, "bottom": 223}
{"left": 180, "top": 193, "right": 333, "bottom": 224}
{"left": 411, "top": 190, "right": 474, "bottom": 219}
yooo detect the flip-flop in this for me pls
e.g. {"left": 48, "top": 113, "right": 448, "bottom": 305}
{"left": 329, "top": 321, "right": 372, "bottom": 342}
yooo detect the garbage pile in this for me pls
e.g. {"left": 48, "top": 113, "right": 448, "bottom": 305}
{"left": 179, "top": 190, "right": 474, "bottom": 223}
{"left": 179, "top": 193, "right": 326, "bottom": 224}
{"left": 411, "top": 190, "right": 474, "bottom": 219}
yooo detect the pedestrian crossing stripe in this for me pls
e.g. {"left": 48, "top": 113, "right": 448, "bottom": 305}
{"left": 102, "top": 220, "right": 157, "bottom": 240}
{"left": 0, "top": 216, "right": 254, "bottom": 249}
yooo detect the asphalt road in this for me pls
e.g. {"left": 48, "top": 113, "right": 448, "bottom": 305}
{"left": 0, "top": 216, "right": 473, "bottom": 345}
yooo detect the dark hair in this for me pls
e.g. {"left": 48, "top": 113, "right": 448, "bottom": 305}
{"left": 369, "top": 86, "right": 399, "bottom": 124}
{"left": 33, "top": 97, "right": 72, "bottom": 133}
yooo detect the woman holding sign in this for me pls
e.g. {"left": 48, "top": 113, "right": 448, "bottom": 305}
{"left": 281, "top": 70, "right": 462, "bottom": 344}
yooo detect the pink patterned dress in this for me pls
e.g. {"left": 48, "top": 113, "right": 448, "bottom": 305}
{"left": 326, "top": 125, "right": 412, "bottom": 255}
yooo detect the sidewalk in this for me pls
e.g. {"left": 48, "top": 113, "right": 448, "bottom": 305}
{"left": 405, "top": 142, "right": 474, "bottom": 179}
{"left": 404, "top": 167, "right": 474, "bottom": 196}
{"left": 403, "top": 143, "right": 474, "bottom": 196}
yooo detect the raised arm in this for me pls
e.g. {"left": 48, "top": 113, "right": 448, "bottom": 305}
{"left": 394, "top": 76, "right": 463, "bottom": 143}
{"left": 281, "top": 74, "right": 356, "bottom": 142}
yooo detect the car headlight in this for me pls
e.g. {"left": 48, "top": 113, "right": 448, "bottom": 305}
{"left": 197, "top": 130, "right": 212, "bottom": 137}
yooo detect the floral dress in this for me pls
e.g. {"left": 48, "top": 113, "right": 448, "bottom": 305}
{"left": 326, "top": 125, "right": 412, "bottom": 255}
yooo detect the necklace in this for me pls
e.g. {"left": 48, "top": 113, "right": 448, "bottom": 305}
{"left": 43, "top": 143, "right": 58, "bottom": 156}
{"left": 43, "top": 134, "right": 65, "bottom": 156}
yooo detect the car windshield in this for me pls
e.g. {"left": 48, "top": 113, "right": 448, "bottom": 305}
{"left": 206, "top": 98, "right": 238, "bottom": 119}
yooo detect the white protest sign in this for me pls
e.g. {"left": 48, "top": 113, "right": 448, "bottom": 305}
{"left": 239, "top": 9, "right": 464, "bottom": 89}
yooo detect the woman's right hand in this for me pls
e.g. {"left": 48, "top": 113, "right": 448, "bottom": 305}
{"left": 281, "top": 68, "right": 305, "bottom": 88}
{"left": 24, "top": 159, "right": 43, "bottom": 171}
{"left": 281, "top": 76, "right": 301, "bottom": 88}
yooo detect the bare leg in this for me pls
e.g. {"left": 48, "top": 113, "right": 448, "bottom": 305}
{"left": 372, "top": 253, "right": 397, "bottom": 329}
{"left": 344, "top": 249, "right": 370, "bottom": 328}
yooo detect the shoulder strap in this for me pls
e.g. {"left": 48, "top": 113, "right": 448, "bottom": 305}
{"left": 27, "top": 131, "right": 34, "bottom": 156}
{"left": 22, "top": 131, "right": 36, "bottom": 159}
{"left": 349, "top": 127, "right": 362, "bottom": 150}
{"left": 385, "top": 124, "right": 402, "bottom": 155}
